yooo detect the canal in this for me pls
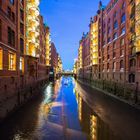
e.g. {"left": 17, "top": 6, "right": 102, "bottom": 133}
{"left": 0, "top": 76, "right": 140, "bottom": 140}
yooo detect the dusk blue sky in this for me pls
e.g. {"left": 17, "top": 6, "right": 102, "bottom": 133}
{"left": 39, "top": 0, "right": 109, "bottom": 70}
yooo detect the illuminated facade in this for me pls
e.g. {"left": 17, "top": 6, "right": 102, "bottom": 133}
{"left": 0, "top": 0, "right": 54, "bottom": 120}
{"left": 77, "top": 41, "right": 83, "bottom": 78}
{"left": 78, "top": 43, "right": 83, "bottom": 69}
{"left": 75, "top": 0, "right": 140, "bottom": 92}
{"left": 90, "top": 17, "right": 98, "bottom": 66}
{"left": 26, "top": 0, "right": 40, "bottom": 57}
{"left": 45, "top": 26, "right": 51, "bottom": 66}
{"left": 135, "top": 0, "right": 140, "bottom": 53}
{"left": 57, "top": 55, "right": 63, "bottom": 73}
{"left": 73, "top": 60, "right": 78, "bottom": 75}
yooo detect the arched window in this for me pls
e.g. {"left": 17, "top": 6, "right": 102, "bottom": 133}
{"left": 121, "top": 13, "right": 126, "bottom": 23}
{"left": 113, "top": 62, "right": 116, "bottom": 70}
{"left": 114, "top": 20, "right": 118, "bottom": 29}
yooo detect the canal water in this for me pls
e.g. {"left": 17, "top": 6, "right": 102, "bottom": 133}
{"left": 0, "top": 77, "right": 127, "bottom": 140}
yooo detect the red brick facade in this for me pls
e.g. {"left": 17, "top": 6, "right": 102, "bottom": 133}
{"left": 77, "top": 0, "right": 140, "bottom": 90}
{"left": 0, "top": 0, "right": 56, "bottom": 120}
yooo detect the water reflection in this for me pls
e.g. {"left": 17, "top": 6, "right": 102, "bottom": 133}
{"left": 74, "top": 82, "right": 121, "bottom": 140}
{"left": 0, "top": 77, "right": 122, "bottom": 140}
{"left": 0, "top": 79, "right": 61, "bottom": 140}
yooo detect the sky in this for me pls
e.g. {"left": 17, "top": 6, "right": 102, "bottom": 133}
{"left": 39, "top": 0, "right": 109, "bottom": 70}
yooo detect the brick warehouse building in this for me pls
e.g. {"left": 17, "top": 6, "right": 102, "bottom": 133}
{"left": 0, "top": 0, "right": 61, "bottom": 121}
{"left": 50, "top": 42, "right": 59, "bottom": 77}
{"left": 81, "top": 33, "right": 91, "bottom": 80}
{"left": 0, "top": 0, "right": 22, "bottom": 119}
{"left": 76, "top": 0, "right": 140, "bottom": 93}
{"left": 98, "top": 0, "right": 140, "bottom": 85}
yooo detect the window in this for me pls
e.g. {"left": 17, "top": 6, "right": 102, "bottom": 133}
{"left": 8, "top": 27, "right": 11, "bottom": 45}
{"left": 7, "top": 7, "right": 11, "bottom": 18}
{"left": 9, "top": 0, "right": 14, "bottom": 5}
{"left": 107, "top": 46, "right": 109, "bottom": 59}
{"left": 8, "top": 27, "right": 15, "bottom": 47}
{"left": 113, "top": 62, "right": 116, "bottom": 70}
{"left": 8, "top": 52, "right": 16, "bottom": 70}
{"left": 20, "top": 9, "right": 24, "bottom": 21}
{"left": 113, "top": 51, "right": 116, "bottom": 58}
{"left": 120, "top": 49, "right": 124, "bottom": 56}
{"left": 114, "top": 21, "right": 118, "bottom": 29}
{"left": 107, "top": 63, "right": 109, "bottom": 70}
{"left": 120, "top": 38, "right": 125, "bottom": 46}
{"left": 131, "top": 47, "right": 136, "bottom": 55}
{"left": 20, "top": 23, "right": 24, "bottom": 34}
{"left": 122, "top": 2, "right": 126, "bottom": 9}
{"left": 20, "top": 57, "right": 24, "bottom": 72}
{"left": 11, "top": 12, "right": 15, "bottom": 22}
{"left": 11, "top": 30, "right": 15, "bottom": 46}
{"left": 20, "top": 38, "right": 24, "bottom": 54}
{"left": 121, "top": 14, "right": 126, "bottom": 23}
{"left": 120, "top": 60, "right": 124, "bottom": 69}
{"left": 20, "top": 0, "right": 24, "bottom": 6}
{"left": 130, "top": 59, "right": 136, "bottom": 67}
{"left": 121, "top": 27, "right": 125, "bottom": 35}
{"left": 0, "top": 48, "right": 3, "bottom": 70}
{"left": 113, "top": 32, "right": 118, "bottom": 39}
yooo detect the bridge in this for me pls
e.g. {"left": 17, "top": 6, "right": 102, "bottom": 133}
{"left": 56, "top": 71, "right": 76, "bottom": 78}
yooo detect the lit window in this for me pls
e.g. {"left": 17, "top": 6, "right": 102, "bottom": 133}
{"left": 8, "top": 52, "right": 16, "bottom": 70}
{"left": 20, "top": 57, "right": 24, "bottom": 72}
{"left": 0, "top": 48, "right": 2, "bottom": 70}
{"left": 121, "top": 14, "right": 126, "bottom": 23}
{"left": 121, "top": 27, "right": 125, "bottom": 35}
